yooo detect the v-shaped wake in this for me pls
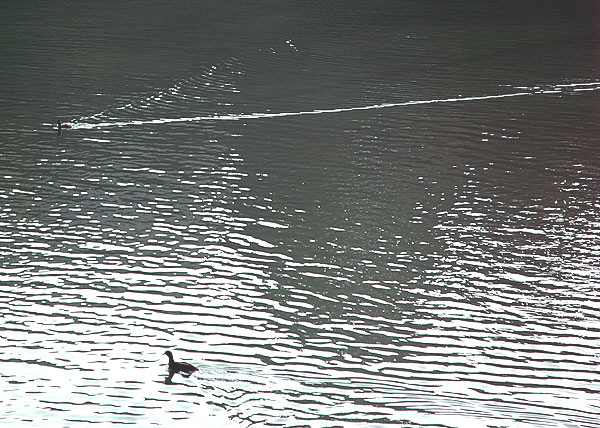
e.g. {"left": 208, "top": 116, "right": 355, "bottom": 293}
{"left": 70, "top": 81, "right": 600, "bottom": 130}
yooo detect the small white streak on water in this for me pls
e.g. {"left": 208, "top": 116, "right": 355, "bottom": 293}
{"left": 82, "top": 137, "right": 111, "bottom": 143}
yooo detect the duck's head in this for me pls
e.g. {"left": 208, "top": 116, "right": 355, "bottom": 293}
{"left": 164, "top": 350, "right": 173, "bottom": 359}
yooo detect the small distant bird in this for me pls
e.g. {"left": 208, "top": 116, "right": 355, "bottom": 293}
{"left": 56, "top": 120, "right": 73, "bottom": 133}
{"left": 164, "top": 350, "right": 198, "bottom": 376}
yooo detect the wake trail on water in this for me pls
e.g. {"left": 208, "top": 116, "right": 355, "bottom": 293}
{"left": 70, "top": 80, "right": 600, "bottom": 131}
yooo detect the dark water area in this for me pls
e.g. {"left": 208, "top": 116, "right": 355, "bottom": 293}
{"left": 2, "top": 1, "right": 600, "bottom": 427}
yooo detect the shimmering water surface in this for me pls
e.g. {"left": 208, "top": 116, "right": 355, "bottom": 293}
{"left": 2, "top": 2, "right": 600, "bottom": 427}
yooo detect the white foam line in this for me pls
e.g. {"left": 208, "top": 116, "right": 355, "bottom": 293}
{"left": 555, "top": 81, "right": 600, "bottom": 88}
{"left": 73, "top": 81, "right": 600, "bottom": 130}
{"left": 74, "top": 91, "right": 534, "bottom": 130}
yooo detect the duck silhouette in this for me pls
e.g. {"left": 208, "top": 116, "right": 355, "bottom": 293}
{"left": 164, "top": 350, "right": 198, "bottom": 377}
{"left": 56, "top": 120, "right": 73, "bottom": 134}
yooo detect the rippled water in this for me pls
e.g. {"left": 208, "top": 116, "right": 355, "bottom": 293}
{"left": 2, "top": 2, "right": 600, "bottom": 427}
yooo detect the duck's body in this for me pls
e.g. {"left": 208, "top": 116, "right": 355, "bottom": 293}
{"left": 164, "top": 350, "right": 198, "bottom": 375}
{"left": 56, "top": 120, "right": 73, "bottom": 131}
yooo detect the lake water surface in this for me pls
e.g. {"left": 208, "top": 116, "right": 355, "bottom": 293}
{"left": 2, "top": 2, "right": 600, "bottom": 427}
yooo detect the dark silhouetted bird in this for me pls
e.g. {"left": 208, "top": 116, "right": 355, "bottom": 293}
{"left": 57, "top": 120, "right": 73, "bottom": 130}
{"left": 164, "top": 350, "right": 198, "bottom": 376}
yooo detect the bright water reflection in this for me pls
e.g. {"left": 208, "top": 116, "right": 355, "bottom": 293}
{"left": 2, "top": 1, "right": 600, "bottom": 427}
